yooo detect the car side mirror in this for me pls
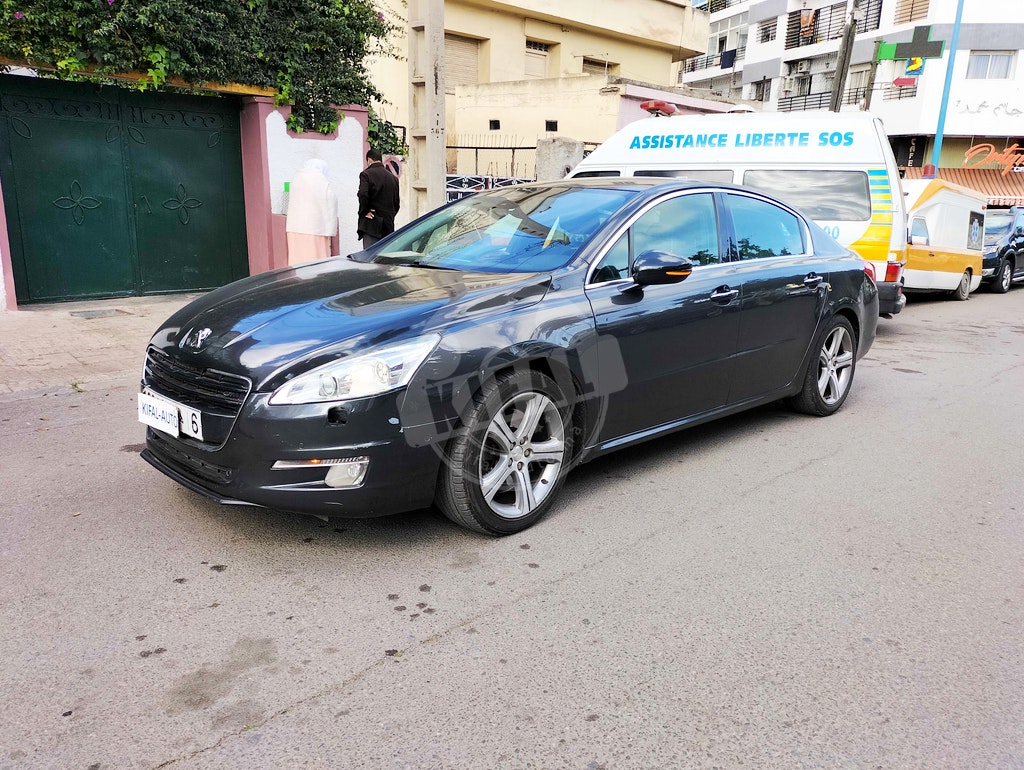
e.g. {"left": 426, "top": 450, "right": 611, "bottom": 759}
{"left": 910, "top": 234, "right": 928, "bottom": 246}
{"left": 631, "top": 250, "right": 693, "bottom": 286}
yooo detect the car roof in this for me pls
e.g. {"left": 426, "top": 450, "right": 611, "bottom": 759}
{"left": 509, "top": 176, "right": 764, "bottom": 200}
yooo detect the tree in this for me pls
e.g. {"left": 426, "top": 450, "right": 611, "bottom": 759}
{"left": 0, "top": 0, "right": 404, "bottom": 146}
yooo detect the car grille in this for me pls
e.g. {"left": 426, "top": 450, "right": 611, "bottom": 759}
{"left": 144, "top": 346, "right": 251, "bottom": 416}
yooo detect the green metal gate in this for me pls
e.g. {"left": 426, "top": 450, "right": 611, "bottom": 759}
{"left": 0, "top": 75, "right": 248, "bottom": 304}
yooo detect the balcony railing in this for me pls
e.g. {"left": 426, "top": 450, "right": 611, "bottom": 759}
{"left": 778, "top": 92, "right": 832, "bottom": 112}
{"left": 784, "top": 0, "right": 882, "bottom": 50}
{"left": 694, "top": 0, "right": 748, "bottom": 12}
{"left": 778, "top": 83, "right": 909, "bottom": 112}
{"left": 680, "top": 45, "right": 746, "bottom": 75}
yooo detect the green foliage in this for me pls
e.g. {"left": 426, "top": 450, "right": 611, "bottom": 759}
{"left": 0, "top": 0, "right": 401, "bottom": 143}
{"left": 368, "top": 109, "right": 407, "bottom": 156}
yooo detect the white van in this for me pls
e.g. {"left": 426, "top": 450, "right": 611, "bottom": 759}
{"left": 902, "top": 178, "right": 985, "bottom": 299}
{"left": 568, "top": 106, "right": 907, "bottom": 317}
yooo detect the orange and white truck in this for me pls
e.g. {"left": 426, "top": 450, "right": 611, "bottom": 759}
{"left": 902, "top": 178, "right": 985, "bottom": 300}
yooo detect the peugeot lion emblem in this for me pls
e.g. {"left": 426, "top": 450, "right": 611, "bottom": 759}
{"left": 180, "top": 327, "right": 213, "bottom": 351}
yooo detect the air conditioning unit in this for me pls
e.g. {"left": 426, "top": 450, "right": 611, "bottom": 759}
{"left": 793, "top": 60, "right": 811, "bottom": 75}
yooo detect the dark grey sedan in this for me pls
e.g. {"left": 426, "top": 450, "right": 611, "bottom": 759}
{"left": 139, "top": 179, "right": 878, "bottom": 535}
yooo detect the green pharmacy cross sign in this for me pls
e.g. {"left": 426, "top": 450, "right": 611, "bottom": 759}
{"left": 877, "top": 25, "right": 945, "bottom": 77}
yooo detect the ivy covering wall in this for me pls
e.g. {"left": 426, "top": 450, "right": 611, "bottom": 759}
{"left": 0, "top": 0, "right": 405, "bottom": 150}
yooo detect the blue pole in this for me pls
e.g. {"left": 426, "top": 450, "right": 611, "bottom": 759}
{"left": 929, "top": 0, "right": 965, "bottom": 177}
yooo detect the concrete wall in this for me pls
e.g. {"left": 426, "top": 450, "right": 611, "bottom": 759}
{"left": 443, "top": 3, "right": 698, "bottom": 85}
{"left": 456, "top": 0, "right": 708, "bottom": 61}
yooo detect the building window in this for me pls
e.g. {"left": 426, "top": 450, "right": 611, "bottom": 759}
{"left": 525, "top": 40, "right": 549, "bottom": 79}
{"left": 894, "top": 0, "right": 929, "bottom": 24}
{"left": 967, "top": 51, "right": 1014, "bottom": 79}
{"left": 545, "top": 120, "right": 558, "bottom": 132}
{"left": 489, "top": 119, "right": 500, "bottom": 130}
{"left": 752, "top": 78, "right": 771, "bottom": 102}
{"left": 759, "top": 19, "right": 778, "bottom": 43}
{"left": 582, "top": 58, "right": 613, "bottom": 75}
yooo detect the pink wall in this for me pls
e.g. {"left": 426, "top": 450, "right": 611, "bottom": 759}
{"left": 0, "top": 172, "right": 15, "bottom": 311}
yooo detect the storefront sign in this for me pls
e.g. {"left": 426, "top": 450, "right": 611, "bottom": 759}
{"left": 963, "top": 143, "right": 1024, "bottom": 176}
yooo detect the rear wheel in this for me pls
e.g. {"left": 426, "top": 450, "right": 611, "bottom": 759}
{"left": 436, "top": 369, "right": 573, "bottom": 535}
{"left": 952, "top": 269, "right": 971, "bottom": 300}
{"left": 991, "top": 257, "right": 1013, "bottom": 294}
{"left": 787, "top": 316, "right": 857, "bottom": 417}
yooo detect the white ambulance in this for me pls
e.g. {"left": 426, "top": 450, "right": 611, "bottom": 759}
{"left": 567, "top": 105, "right": 907, "bottom": 317}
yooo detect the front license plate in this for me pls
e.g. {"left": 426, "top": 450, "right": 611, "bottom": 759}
{"left": 138, "top": 391, "right": 204, "bottom": 441}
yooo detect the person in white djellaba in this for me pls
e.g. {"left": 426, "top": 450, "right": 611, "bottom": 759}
{"left": 286, "top": 159, "right": 338, "bottom": 265}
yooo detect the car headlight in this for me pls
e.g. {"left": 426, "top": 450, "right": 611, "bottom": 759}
{"left": 269, "top": 334, "right": 441, "bottom": 405}
{"left": 983, "top": 247, "right": 997, "bottom": 257}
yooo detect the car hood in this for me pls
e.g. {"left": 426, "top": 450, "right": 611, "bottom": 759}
{"left": 149, "top": 259, "right": 551, "bottom": 389}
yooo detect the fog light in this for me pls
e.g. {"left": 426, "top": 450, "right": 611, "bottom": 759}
{"left": 271, "top": 456, "right": 370, "bottom": 488}
{"left": 324, "top": 458, "right": 369, "bottom": 488}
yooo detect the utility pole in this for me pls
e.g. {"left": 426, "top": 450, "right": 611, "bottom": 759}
{"left": 407, "top": 0, "right": 446, "bottom": 217}
{"left": 829, "top": 0, "right": 860, "bottom": 112}
{"left": 863, "top": 39, "right": 882, "bottom": 110}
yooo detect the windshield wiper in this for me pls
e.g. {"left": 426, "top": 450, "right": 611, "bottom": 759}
{"left": 375, "top": 255, "right": 459, "bottom": 270}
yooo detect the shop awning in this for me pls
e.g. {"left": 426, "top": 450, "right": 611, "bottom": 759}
{"left": 902, "top": 167, "right": 1024, "bottom": 207}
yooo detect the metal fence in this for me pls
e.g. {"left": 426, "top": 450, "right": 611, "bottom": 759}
{"left": 445, "top": 175, "right": 535, "bottom": 203}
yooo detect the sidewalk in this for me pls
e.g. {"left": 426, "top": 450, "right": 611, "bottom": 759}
{"left": 0, "top": 294, "right": 199, "bottom": 397}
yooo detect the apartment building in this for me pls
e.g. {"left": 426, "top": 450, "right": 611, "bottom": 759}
{"left": 369, "top": 0, "right": 717, "bottom": 218}
{"left": 676, "top": 0, "right": 1024, "bottom": 205}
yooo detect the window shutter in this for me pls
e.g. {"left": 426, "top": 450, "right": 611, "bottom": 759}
{"left": 445, "top": 34, "right": 480, "bottom": 87}
{"left": 525, "top": 50, "right": 547, "bottom": 79}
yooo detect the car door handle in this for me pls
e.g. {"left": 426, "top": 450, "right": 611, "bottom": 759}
{"left": 709, "top": 286, "right": 739, "bottom": 303}
{"left": 803, "top": 273, "right": 824, "bottom": 288}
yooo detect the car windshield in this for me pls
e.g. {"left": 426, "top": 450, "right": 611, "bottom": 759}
{"left": 984, "top": 211, "right": 1013, "bottom": 237}
{"left": 372, "top": 185, "right": 634, "bottom": 273}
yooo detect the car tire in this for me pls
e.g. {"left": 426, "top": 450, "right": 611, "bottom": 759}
{"left": 952, "top": 269, "right": 971, "bottom": 301}
{"left": 787, "top": 316, "right": 857, "bottom": 417}
{"left": 990, "top": 257, "right": 1013, "bottom": 294}
{"left": 436, "top": 369, "right": 573, "bottom": 535}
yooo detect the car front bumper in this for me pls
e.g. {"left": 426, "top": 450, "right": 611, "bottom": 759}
{"left": 141, "top": 390, "right": 445, "bottom": 518}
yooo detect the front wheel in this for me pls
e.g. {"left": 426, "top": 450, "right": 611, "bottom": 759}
{"left": 952, "top": 269, "right": 971, "bottom": 300}
{"left": 787, "top": 316, "right": 857, "bottom": 417}
{"left": 991, "top": 258, "right": 1013, "bottom": 294}
{"left": 436, "top": 369, "right": 573, "bottom": 535}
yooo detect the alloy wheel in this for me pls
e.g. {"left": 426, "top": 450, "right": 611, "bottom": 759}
{"left": 478, "top": 392, "right": 565, "bottom": 520}
{"left": 816, "top": 326, "right": 854, "bottom": 406}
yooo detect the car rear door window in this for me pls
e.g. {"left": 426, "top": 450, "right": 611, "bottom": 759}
{"left": 726, "top": 194, "right": 804, "bottom": 259}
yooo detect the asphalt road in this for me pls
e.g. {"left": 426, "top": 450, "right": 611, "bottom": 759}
{"left": 2, "top": 288, "right": 1022, "bottom": 769}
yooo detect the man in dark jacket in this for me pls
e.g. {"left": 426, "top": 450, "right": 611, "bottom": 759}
{"left": 357, "top": 148, "right": 401, "bottom": 249}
